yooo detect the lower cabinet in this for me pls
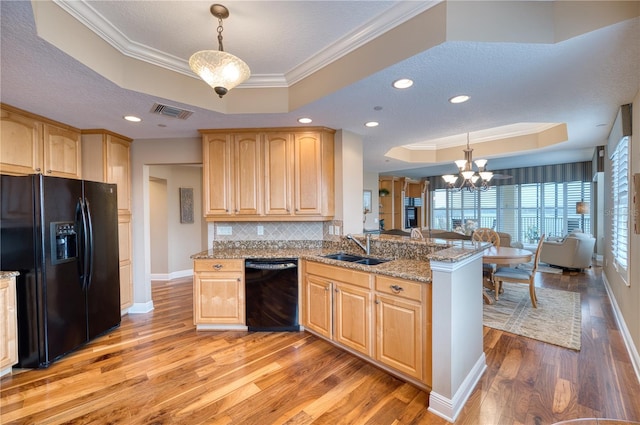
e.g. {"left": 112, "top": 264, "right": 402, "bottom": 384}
{"left": 302, "top": 260, "right": 431, "bottom": 388}
{"left": 0, "top": 274, "right": 18, "bottom": 376}
{"left": 193, "top": 259, "right": 245, "bottom": 329}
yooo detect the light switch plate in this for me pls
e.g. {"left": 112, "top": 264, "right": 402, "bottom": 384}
{"left": 334, "top": 226, "right": 341, "bottom": 235}
{"left": 257, "top": 225, "right": 264, "bottom": 235}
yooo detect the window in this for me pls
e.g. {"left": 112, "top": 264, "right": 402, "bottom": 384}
{"left": 431, "top": 180, "right": 591, "bottom": 244}
{"left": 611, "top": 136, "right": 629, "bottom": 278}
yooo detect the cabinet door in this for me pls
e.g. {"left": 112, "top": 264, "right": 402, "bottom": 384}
{"left": 334, "top": 282, "right": 372, "bottom": 356}
{"left": 375, "top": 294, "right": 423, "bottom": 380}
{"left": 203, "top": 134, "right": 234, "bottom": 216}
{"left": 0, "top": 277, "right": 18, "bottom": 371}
{"left": 43, "top": 123, "right": 82, "bottom": 179}
{"left": 106, "top": 135, "right": 131, "bottom": 212}
{"left": 264, "top": 133, "right": 293, "bottom": 216}
{"left": 118, "top": 215, "right": 133, "bottom": 309}
{"left": 303, "top": 274, "right": 332, "bottom": 338}
{"left": 293, "top": 132, "right": 323, "bottom": 215}
{"left": 233, "top": 134, "right": 262, "bottom": 215}
{"left": 194, "top": 272, "right": 245, "bottom": 325}
{"left": 0, "top": 108, "right": 42, "bottom": 175}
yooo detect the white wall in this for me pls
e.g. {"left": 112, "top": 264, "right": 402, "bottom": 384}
{"left": 335, "top": 130, "right": 364, "bottom": 235}
{"left": 149, "top": 177, "right": 168, "bottom": 274}
{"left": 364, "top": 172, "right": 379, "bottom": 231}
{"left": 603, "top": 90, "right": 640, "bottom": 376}
{"left": 149, "top": 165, "right": 205, "bottom": 278}
{"left": 130, "top": 138, "right": 202, "bottom": 311}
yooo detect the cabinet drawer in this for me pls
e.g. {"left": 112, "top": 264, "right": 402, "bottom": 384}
{"left": 375, "top": 275, "right": 423, "bottom": 302}
{"left": 194, "top": 259, "right": 244, "bottom": 272}
{"left": 305, "top": 261, "right": 371, "bottom": 289}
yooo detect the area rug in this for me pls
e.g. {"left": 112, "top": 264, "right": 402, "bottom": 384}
{"left": 483, "top": 282, "right": 582, "bottom": 350}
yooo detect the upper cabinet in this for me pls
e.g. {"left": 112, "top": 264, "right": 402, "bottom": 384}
{"left": 81, "top": 130, "right": 132, "bottom": 213}
{"left": 1, "top": 104, "right": 82, "bottom": 179}
{"left": 200, "top": 127, "right": 335, "bottom": 221}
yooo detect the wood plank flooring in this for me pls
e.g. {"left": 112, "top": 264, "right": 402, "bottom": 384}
{"left": 1, "top": 265, "right": 639, "bottom": 424}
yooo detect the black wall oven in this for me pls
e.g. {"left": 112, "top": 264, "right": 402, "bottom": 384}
{"left": 244, "top": 258, "right": 300, "bottom": 331}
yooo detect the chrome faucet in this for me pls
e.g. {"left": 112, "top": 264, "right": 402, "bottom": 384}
{"left": 347, "top": 233, "right": 370, "bottom": 255}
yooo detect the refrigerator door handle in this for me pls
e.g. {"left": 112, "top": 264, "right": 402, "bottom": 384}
{"left": 76, "top": 198, "right": 90, "bottom": 290}
{"left": 84, "top": 199, "right": 94, "bottom": 290}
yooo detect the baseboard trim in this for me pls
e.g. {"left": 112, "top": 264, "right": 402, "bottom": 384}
{"left": 428, "top": 353, "right": 487, "bottom": 423}
{"left": 150, "top": 269, "right": 193, "bottom": 281}
{"left": 602, "top": 272, "right": 640, "bottom": 385}
{"left": 128, "top": 301, "right": 154, "bottom": 314}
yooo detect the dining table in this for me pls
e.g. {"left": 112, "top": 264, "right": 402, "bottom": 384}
{"left": 481, "top": 246, "right": 533, "bottom": 304}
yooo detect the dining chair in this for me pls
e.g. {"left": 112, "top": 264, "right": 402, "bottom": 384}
{"left": 472, "top": 227, "right": 501, "bottom": 285}
{"left": 493, "top": 235, "right": 545, "bottom": 308}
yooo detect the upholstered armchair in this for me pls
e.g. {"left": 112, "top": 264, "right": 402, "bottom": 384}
{"left": 539, "top": 231, "right": 595, "bottom": 270}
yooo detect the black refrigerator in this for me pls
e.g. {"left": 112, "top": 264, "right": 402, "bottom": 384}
{"left": 0, "top": 174, "right": 121, "bottom": 368}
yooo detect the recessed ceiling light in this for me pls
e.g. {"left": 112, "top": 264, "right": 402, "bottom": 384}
{"left": 365, "top": 121, "right": 379, "bottom": 128}
{"left": 124, "top": 115, "right": 142, "bottom": 122}
{"left": 298, "top": 117, "right": 312, "bottom": 124}
{"left": 392, "top": 78, "right": 413, "bottom": 89}
{"left": 449, "top": 95, "right": 470, "bottom": 104}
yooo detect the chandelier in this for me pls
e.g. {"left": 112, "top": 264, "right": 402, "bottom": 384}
{"left": 442, "top": 133, "right": 493, "bottom": 191}
{"left": 189, "top": 4, "right": 251, "bottom": 98}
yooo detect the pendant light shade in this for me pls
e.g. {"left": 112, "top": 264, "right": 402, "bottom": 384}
{"left": 189, "top": 4, "right": 250, "bottom": 98}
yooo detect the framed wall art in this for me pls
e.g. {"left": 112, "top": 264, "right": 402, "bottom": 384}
{"left": 179, "top": 187, "right": 194, "bottom": 223}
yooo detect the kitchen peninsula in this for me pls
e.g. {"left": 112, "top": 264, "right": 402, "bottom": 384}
{"left": 192, "top": 234, "right": 489, "bottom": 422}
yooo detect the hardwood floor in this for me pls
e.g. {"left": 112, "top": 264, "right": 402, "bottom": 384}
{"left": 1, "top": 266, "right": 639, "bottom": 424}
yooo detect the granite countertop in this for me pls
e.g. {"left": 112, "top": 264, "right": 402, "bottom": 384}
{"left": 0, "top": 271, "right": 20, "bottom": 279}
{"left": 191, "top": 235, "right": 489, "bottom": 284}
{"left": 192, "top": 246, "right": 436, "bottom": 283}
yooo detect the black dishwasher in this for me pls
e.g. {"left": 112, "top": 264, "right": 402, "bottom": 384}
{"left": 244, "top": 258, "right": 300, "bottom": 331}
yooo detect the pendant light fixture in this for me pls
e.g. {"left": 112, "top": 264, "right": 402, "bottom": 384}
{"left": 442, "top": 133, "right": 493, "bottom": 191}
{"left": 189, "top": 4, "right": 251, "bottom": 98}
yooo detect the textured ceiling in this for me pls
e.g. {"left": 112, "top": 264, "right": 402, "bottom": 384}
{"left": 1, "top": 1, "right": 639, "bottom": 178}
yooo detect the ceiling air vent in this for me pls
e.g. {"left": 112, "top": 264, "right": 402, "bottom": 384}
{"left": 150, "top": 103, "right": 194, "bottom": 120}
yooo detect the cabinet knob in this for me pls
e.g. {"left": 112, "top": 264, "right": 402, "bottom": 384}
{"left": 390, "top": 285, "right": 404, "bottom": 293}
{"left": 334, "top": 288, "right": 339, "bottom": 293}
{"left": 375, "top": 300, "right": 380, "bottom": 305}
{"left": 213, "top": 264, "right": 223, "bottom": 270}
{"left": 35, "top": 167, "right": 41, "bottom": 172}
{"left": 46, "top": 170, "right": 52, "bottom": 174}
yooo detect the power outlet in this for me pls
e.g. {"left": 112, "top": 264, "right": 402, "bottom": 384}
{"left": 329, "top": 225, "right": 334, "bottom": 235}
{"left": 216, "top": 225, "right": 232, "bottom": 236}
{"left": 334, "top": 226, "right": 341, "bottom": 235}
{"left": 257, "top": 225, "right": 264, "bottom": 235}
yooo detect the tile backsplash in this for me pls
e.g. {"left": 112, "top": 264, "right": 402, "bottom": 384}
{"left": 209, "top": 221, "right": 333, "bottom": 246}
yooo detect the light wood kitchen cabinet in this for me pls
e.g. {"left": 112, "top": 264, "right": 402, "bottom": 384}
{"left": 203, "top": 134, "right": 233, "bottom": 216}
{"left": 1, "top": 104, "right": 81, "bottom": 179}
{"left": 375, "top": 275, "right": 430, "bottom": 383}
{"left": 302, "top": 274, "right": 332, "bottom": 338}
{"left": 193, "top": 259, "right": 245, "bottom": 328}
{"left": 334, "top": 281, "right": 372, "bottom": 357}
{"left": 293, "top": 131, "right": 334, "bottom": 216}
{"left": 202, "top": 133, "right": 262, "bottom": 217}
{"left": 0, "top": 274, "right": 18, "bottom": 376}
{"left": 82, "top": 129, "right": 133, "bottom": 310}
{"left": 264, "top": 132, "right": 293, "bottom": 215}
{"left": 200, "top": 127, "right": 334, "bottom": 221}
{"left": 303, "top": 261, "right": 373, "bottom": 357}
{"left": 302, "top": 260, "right": 432, "bottom": 389}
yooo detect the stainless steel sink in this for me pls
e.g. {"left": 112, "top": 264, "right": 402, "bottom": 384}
{"left": 322, "top": 253, "right": 389, "bottom": 266}
{"left": 353, "top": 258, "right": 388, "bottom": 266}
{"left": 322, "top": 253, "right": 365, "bottom": 262}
